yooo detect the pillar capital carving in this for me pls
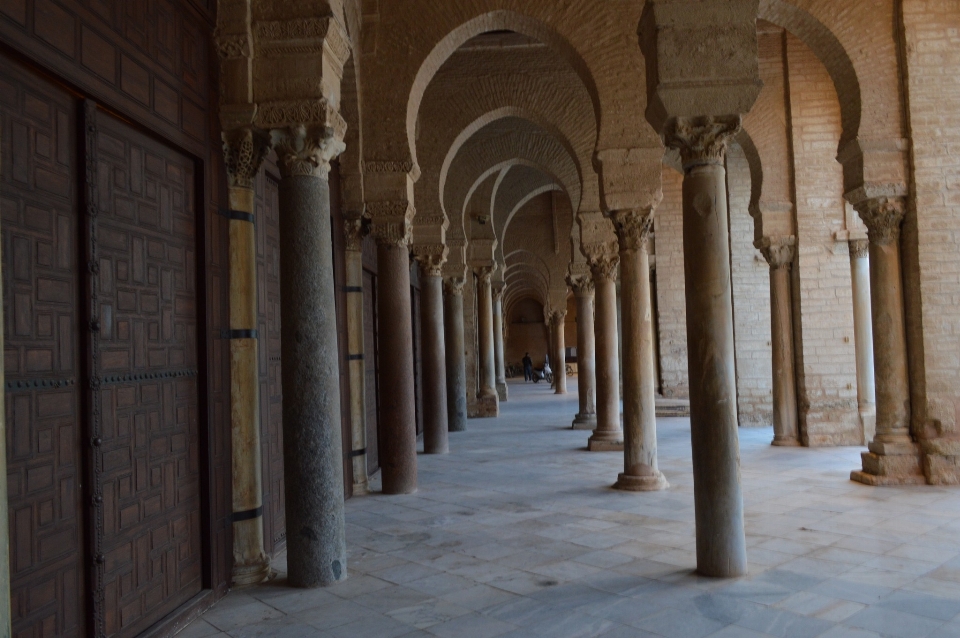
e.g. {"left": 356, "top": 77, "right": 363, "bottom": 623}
{"left": 849, "top": 239, "right": 870, "bottom": 260}
{"left": 368, "top": 200, "right": 414, "bottom": 247}
{"left": 443, "top": 276, "right": 465, "bottom": 296}
{"left": 611, "top": 209, "right": 655, "bottom": 252}
{"left": 550, "top": 310, "right": 568, "bottom": 327}
{"left": 271, "top": 124, "right": 345, "bottom": 179}
{"left": 413, "top": 244, "right": 448, "bottom": 277}
{"left": 588, "top": 254, "right": 620, "bottom": 284}
{"left": 474, "top": 265, "right": 495, "bottom": 285}
{"left": 856, "top": 196, "right": 906, "bottom": 246}
{"left": 758, "top": 236, "right": 796, "bottom": 271}
{"left": 343, "top": 215, "right": 368, "bottom": 252}
{"left": 222, "top": 127, "right": 272, "bottom": 189}
{"left": 492, "top": 282, "right": 505, "bottom": 302}
{"left": 664, "top": 116, "right": 742, "bottom": 170}
{"left": 566, "top": 274, "right": 595, "bottom": 298}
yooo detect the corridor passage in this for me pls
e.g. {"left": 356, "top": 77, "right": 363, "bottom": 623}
{"left": 183, "top": 381, "right": 960, "bottom": 638}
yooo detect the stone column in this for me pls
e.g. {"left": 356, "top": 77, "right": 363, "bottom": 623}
{"left": 849, "top": 239, "right": 877, "bottom": 444}
{"left": 569, "top": 276, "right": 597, "bottom": 429}
{"left": 371, "top": 213, "right": 419, "bottom": 494}
{"left": 588, "top": 256, "right": 623, "bottom": 451}
{"left": 668, "top": 116, "right": 748, "bottom": 577}
{"left": 416, "top": 252, "right": 449, "bottom": 454}
{"left": 344, "top": 218, "right": 370, "bottom": 495}
{"left": 493, "top": 283, "right": 509, "bottom": 401}
{"left": 551, "top": 311, "right": 568, "bottom": 395}
{"left": 612, "top": 210, "right": 668, "bottom": 491}
{"left": 222, "top": 128, "right": 271, "bottom": 585}
{"left": 851, "top": 197, "right": 923, "bottom": 485}
{"left": 273, "top": 125, "right": 347, "bottom": 587}
{"left": 0, "top": 123, "right": 10, "bottom": 636}
{"left": 475, "top": 267, "right": 500, "bottom": 417}
{"left": 444, "top": 276, "right": 468, "bottom": 431}
{"left": 760, "top": 237, "right": 800, "bottom": 447}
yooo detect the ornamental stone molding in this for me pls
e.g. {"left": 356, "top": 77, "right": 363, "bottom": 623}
{"left": 413, "top": 244, "right": 449, "bottom": 276}
{"left": 664, "top": 116, "right": 743, "bottom": 169}
{"left": 343, "top": 216, "right": 368, "bottom": 252}
{"left": 566, "top": 274, "right": 595, "bottom": 297}
{"left": 474, "top": 266, "right": 495, "bottom": 285}
{"left": 611, "top": 210, "right": 655, "bottom": 253}
{"left": 443, "top": 277, "right": 466, "bottom": 296}
{"left": 256, "top": 99, "right": 347, "bottom": 141}
{"left": 222, "top": 127, "right": 272, "bottom": 189}
{"left": 849, "top": 239, "right": 870, "bottom": 260}
{"left": 589, "top": 254, "right": 620, "bottom": 283}
{"left": 550, "top": 310, "right": 568, "bottom": 327}
{"left": 856, "top": 196, "right": 907, "bottom": 246}
{"left": 271, "top": 125, "right": 346, "bottom": 179}
{"left": 758, "top": 236, "right": 797, "bottom": 271}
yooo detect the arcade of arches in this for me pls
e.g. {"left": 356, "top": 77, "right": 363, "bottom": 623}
{"left": 1, "top": 0, "right": 959, "bottom": 635}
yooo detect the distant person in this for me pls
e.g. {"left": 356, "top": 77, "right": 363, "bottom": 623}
{"left": 522, "top": 352, "right": 533, "bottom": 382}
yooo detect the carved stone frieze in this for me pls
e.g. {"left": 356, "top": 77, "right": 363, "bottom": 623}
{"left": 364, "top": 160, "right": 416, "bottom": 174}
{"left": 757, "top": 235, "right": 796, "bottom": 271}
{"left": 664, "top": 115, "right": 742, "bottom": 169}
{"left": 215, "top": 34, "right": 251, "bottom": 60}
{"left": 849, "top": 239, "right": 870, "bottom": 260}
{"left": 368, "top": 200, "right": 414, "bottom": 247}
{"left": 256, "top": 99, "right": 347, "bottom": 140}
{"left": 856, "top": 197, "right": 906, "bottom": 246}
{"left": 271, "top": 124, "right": 346, "bottom": 179}
{"left": 254, "top": 17, "right": 351, "bottom": 70}
{"left": 222, "top": 127, "right": 272, "bottom": 189}
{"left": 611, "top": 209, "right": 655, "bottom": 253}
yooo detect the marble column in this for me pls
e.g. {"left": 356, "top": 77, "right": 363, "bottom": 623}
{"left": 493, "top": 284, "right": 509, "bottom": 401}
{"left": 375, "top": 225, "right": 419, "bottom": 494}
{"left": 612, "top": 210, "right": 668, "bottom": 491}
{"left": 222, "top": 128, "right": 271, "bottom": 585}
{"left": 851, "top": 197, "right": 923, "bottom": 485}
{"left": 344, "top": 218, "right": 370, "bottom": 494}
{"left": 667, "top": 116, "right": 747, "bottom": 577}
{"left": 417, "top": 254, "right": 449, "bottom": 454}
{"left": 551, "top": 311, "right": 568, "bottom": 395}
{"left": 569, "top": 276, "right": 597, "bottom": 430}
{"left": 273, "top": 125, "right": 347, "bottom": 587}
{"left": 475, "top": 267, "right": 499, "bottom": 417}
{"left": 760, "top": 237, "right": 800, "bottom": 447}
{"left": 849, "top": 239, "right": 877, "bottom": 444}
{"left": 588, "top": 255, "right": 623, "bottom": 451}
{"left": 444, "top": 277, "right": 468, "bottom": 431}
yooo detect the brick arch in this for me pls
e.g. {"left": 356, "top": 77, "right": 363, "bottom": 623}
{"left": 504, "top": 289, "right": 548, "bottom": 328}
{"left": 734, "top": 131, "right": 765, "bottom": 240}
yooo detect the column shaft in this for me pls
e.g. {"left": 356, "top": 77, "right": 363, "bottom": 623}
{"left": 494, "top": 293, "right": 508, "bottom": 401}
{"left": 344, "top": 234, "right": 369, "bottom": 493}
{"left": 850, "top": 240, "right": 876, "bottom": 443}
{"left": 444, "top": 280, "right": 468, "bottom": 431}
{"left": 377, "top": 244, "right": 419, "bottom": 493}
{"left": 475, "top": 270, "right": 499, "bottom": 416}
{"left": 572, "top": 284, "right": 597, "bottom": 429}
{"left": 420, "top": 268, "right": 449, "bottom": 454}
{"left": 613, "top": 214, "right": 667, "bottom": 491}
{"left": 588, "top": 264, "right": 623, "bottom": 451}
{"left": 553, "top": 313, "right": 567, "bottom": 395}
{"left": 770, "top": 265, "right": 799, "bottom": 446}
{"left": 681, "top": 156, "right": 747, "bottom": 577}
{"left": 278, "top": 173, "right": 346, "bottom": 586}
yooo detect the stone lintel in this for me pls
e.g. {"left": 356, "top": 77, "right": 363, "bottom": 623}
{"left": 837, "top": 138, "right": 910, "bottom": 201}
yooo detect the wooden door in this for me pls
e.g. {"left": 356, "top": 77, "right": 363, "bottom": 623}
{"left": 1, "top": 57, "right": 86, "bottom": 638}
{"left": 83, "top": 103, "right": 203, "bottom": 637}
{"left": 362, "top": 270, "right": 379, "bottom": 474}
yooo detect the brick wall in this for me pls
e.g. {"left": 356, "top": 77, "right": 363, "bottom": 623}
{"left": 728, "top": 146, "right": 775, "bottom": 427}
{"left": 785, "top": 33, "right": 862, "bottom": 446}
{"left": 654, "top": 167, "right": 689, "bottom": 399}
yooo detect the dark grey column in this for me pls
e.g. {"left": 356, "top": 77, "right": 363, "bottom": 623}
{"left": 444, "top": 276, "right": 468, "bottom": 432}
{"left": 418, "top": 256, "right": 449, "bottom": 454}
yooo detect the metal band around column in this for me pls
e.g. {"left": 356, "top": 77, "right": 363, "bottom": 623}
{"left": 221, "top": 329, "right": 259, "bottom": 340}
{"left": 220, "top": 208, "right": 256, "bottom": 224}
{"left": 232, "top": 506, "right": 263, "bottom": 522}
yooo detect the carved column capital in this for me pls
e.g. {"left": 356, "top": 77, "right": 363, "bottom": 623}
{"left": 856, "top": 197, "right": 906, "bottom": 246}
{"left": 492, "top": 282, "right": 506, "bottom": 302}
{"left": 474, "top": 266, "right": 495, "bottom": 286}
{"left": 368, "top": 200, "right": 414, "bottom": 247}
{"left": 343, "top": 215, "right": 369, "bottom": 252}
{"left": 413, "top": 244, "right": 448, "bottom": 277}
{"left": 443, "top": 277, "right": 465, "bottom": 296}
{"left": 588, "top": 254, "right": 620, "bottom": 283}
{"left": 664, "top": 115, "right": 742, "bottom": 170}
{"left": 566, "top": 274, "right": 595, "bottom": 298}
{"left": 271, "top": 124, "right": 345, "bottom": 179}
{"left": 758, "top": 236, "right": 796, "bottom": 271}
{"left": 550, "top": 310, "right": 568, "bottom": 327}
{"left": 849, "top": 239, "right": 870, "bottom": 260}
{"left": 611, "top": 209, "right": 655, "bottom": 252}
{"left": 222, "top": 127, "right": 272, "bottom": 189}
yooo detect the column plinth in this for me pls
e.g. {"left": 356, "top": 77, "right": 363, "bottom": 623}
{"left": 612, "top": 210, "right": 668, "bottom": 491}
{"left": 850, "top": 198, "right": 924, "bottom": 486}
{"left": 474, "top": 267, "right": 500, "bottom": 417}
{"left": 588, "top": 256, "right": 623, "bottom": 452}
{"left": 415, "top": 250, "right": 449, "bottom": 455}
{"left": 444, "top": 277, "right": 468, "bottom": 432}
{"left": 569, "top": 276, "right": 597, "bottom": 430}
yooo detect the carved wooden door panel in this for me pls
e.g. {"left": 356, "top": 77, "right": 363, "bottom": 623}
{"left": 1, "top": 57, "right": 86, "bottom": 638}
{"left": 83, "top": 103, "right": 203, "bottom": 637}
{"left": 362, "top": 270, "right": 379, "bottom": 474}
{"left": 256, "top": 168, "right": 284, "bottom": 555}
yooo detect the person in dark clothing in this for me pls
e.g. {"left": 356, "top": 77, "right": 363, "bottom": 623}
{"left": 522, "top": 352, "right": 534, "bottom": 382}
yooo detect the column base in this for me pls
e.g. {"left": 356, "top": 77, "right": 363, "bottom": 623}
{"left": 474, "top": 393, "right": 499, "bottom": 418}
{"left": 352, "top": 479, "right": 370, "bottom": 496}
{"left": 851, "top": 440, "right": 925, "bottom": 486}
{"left": 613, "top": 472, "right": 669, "bottom": 492}
{"left": 771, "top": 436, "right": 801, "bottom": 447}
{"left": 587, "top": 432, "right": 624, "bottom": 452}
{"left": 496, "top": 382, "right": 508, "bottom": 402}
{"left": 572, "top": 413, "right": 597, "bottom": 430}
{"left": 921, "top": 439, "right": 960, "bottom": 485}
{"left": 860, "top": 406, "right": 877, "bottom": 445}
{"left": 232, "top": 555, "right": 271, "bottom": 587}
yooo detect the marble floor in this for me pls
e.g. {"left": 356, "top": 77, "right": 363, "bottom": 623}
{"left": 181, "top": 380, "right": 960, "bottom": 638}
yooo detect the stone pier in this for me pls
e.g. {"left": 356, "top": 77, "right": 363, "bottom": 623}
{"left": 416, "top": 250, "right": 450, "bottom": 454}
{"left": 760, "top": 236, "right": 800, "bottom": 447}
{"left": 587, "top": 255, "right": 623, "bottom": 452}
{"left": 569, "top": 275, "right": 597, "bottom": 430}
